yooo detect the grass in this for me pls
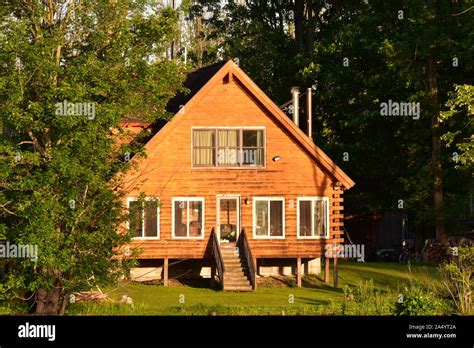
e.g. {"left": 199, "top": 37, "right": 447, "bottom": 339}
{"left": 63, "top": 261, "right": 443, "bottom": 316}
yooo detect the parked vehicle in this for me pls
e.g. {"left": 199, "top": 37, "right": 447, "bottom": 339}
{"left": 374, "top": 248, "right": 398, "bottom": 262}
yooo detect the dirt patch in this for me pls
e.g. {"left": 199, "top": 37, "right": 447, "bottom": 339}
{"left": 257, "top": 276, "right": 297, "bottom": 288}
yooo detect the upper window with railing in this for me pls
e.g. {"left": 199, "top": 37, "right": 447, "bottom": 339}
{"left": 192, "top": 128, "right": 265, "bottom": 167}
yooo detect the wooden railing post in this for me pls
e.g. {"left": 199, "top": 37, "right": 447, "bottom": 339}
{"left": 333, "top": 256, "right": 338, "bottom": 289}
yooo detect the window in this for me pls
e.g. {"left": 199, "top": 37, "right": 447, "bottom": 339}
{"left": 242, "top": 130, "right": 264, "bottom": 165}
{"left": 253, "top": 197, "right": 285, "bottom": 238}
{"left": 172, "top": 198, "right": 205, "bottom": 238}
{"left": 127, "top": 198, "right": 159, "bottom": 238}
{"left": 192, "top": 128, "right": 265, "bottom": 167}
{"left": 297, "top": 197, "right": 329, "bottom": 238}
{"left": 192, "top": 130, "right": 215, "bottom": 166}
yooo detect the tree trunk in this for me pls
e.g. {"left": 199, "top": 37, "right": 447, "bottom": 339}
{"left": 427, "top": 45, "right": 447, "bottom": 242}
{"left": 35, "top": 270, "right": 63, "bottom": 315}
{"left": 294, "top": 0, "right": 305, "bottom": 51}
{"left": 195, "top": 16, "right": 203, "bottom": 67}
{"left": 307, "top": 0, "right": 314, "bottom": 55}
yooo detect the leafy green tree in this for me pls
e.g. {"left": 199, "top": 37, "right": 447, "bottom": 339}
{"left": 440, "top": 84, "right": 474, "bottom": 170}
{"left": 199, "top": 0, "right": 473, "bottom": 241}
{"left": 0, "top": 0, "right": 184, "bottom": 314}
{"left": 440, "top": 84, "right": 473, "bottom": 222}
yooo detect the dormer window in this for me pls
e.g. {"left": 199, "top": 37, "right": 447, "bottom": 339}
{"left": 192, "top": 127, "right": 265, "bottom": 167}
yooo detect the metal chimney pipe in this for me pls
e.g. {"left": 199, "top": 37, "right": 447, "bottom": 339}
{"left": 306, "top": 87, "right": 312, "bottom": 139}
{"left": 291, "top": 87, "right": 300, "bottom": 126}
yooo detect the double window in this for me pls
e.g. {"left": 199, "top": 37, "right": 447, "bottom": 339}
{"left": 172, "top": 198, "right": 205, "bottom": 238}
{"left": 127, "top": 198, "right": 160, "bottom": 239}
{"left": 297, "top": 197, "right": 329, "bottom": 238}
{"left": 192, "top": 128, "right": 265, "bottom": 167}
{"left": 253, "top": 197, "right": 285, "bottom": 238}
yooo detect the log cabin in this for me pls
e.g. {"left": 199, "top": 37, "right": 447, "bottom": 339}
{"left": 119, "top": 60, "right": 355, "bottom": 291}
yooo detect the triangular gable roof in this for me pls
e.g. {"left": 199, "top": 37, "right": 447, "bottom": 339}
{"left": 166, "top": 61, "right": 227, "bottom": 114}
{"left": 142, "top": 60, "right": 355, "bottom": 190}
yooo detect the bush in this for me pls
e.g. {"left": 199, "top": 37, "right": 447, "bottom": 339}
{"left": 438, "top": 246, "right": 473, "bottom": 314}
{"left": 340, "top": 280, "right": 395, "bottom": 315}
{"left": 395, "top": 285, "right": 446, "bottom": 315}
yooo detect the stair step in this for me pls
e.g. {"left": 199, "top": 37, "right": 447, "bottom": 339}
{"left": 225, "top": 280, "right": 250, "bottom": 285}
{"left": 218, "top": 243, "right": 252, "bottom": 290}
{"left": 223, "top": 260, "right": 242, "bottom": 265}
{"left": 225, "top": 274, "right": 248, "bottom": 280}
{"left": 223, "top": 261, "right": 244, "bottom": 266}
{"left": 224, "top": 285, "right": 253, "bottom": 291}
{"left": 225, "top": 271, "right": 246, "bottom": 277}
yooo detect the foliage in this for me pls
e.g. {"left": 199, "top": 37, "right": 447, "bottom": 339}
{"left": 395, "top": 284, "right": 447, "bottom": 316}
{"left": 440, "top": 84, "right": 474, "bottom": 170}
{"left": 439, "top": 246, "right": 473, "bottom": 314}
{"left": 187, "top": 0, "right": 474, "bottom": 238}
{"left": 340, "top": 280, "right": 395, "bottom": 315}
{"left": 0, "top": 0, "right": 185, "bottom": 314}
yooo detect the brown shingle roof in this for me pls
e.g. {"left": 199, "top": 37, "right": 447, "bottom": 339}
{"left": 165, "top": 61, "right": 227, "bottom": 114}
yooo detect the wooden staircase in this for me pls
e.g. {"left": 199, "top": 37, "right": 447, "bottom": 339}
{"left": 211, "top": 228, "right": 256, "bottom": 291}
{"left": 221, "top": 244, "right": 253, "bottom": 291}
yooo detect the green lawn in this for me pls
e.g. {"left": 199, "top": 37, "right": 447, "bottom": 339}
{"left": 65, "top": 261, "right": 443, "bottom": 315}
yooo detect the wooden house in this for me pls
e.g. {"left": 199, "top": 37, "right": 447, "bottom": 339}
{"left": 119, "top": 60, "right": 355, "bottom": 291}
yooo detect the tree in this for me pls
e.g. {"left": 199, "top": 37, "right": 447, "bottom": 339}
{"left": 0, "top": 0, "right": 185, "bottom": 314}
{"left": 371, "top": 0, "right": 473, "bottom": 240}
{"left": 440, "top": 84, "right": 474, "bottom": 170}
{"left": 440, "top": 84, "right": 474, "bottom": 221}
{"left": 200, "top": 0, "right": 473, "bottom": 242}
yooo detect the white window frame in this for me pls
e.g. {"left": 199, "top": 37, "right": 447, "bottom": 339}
{"left": 190, "top": 126, "right": 266, "bottom": 169}
{"left": 172, "top": 197, "right": 205, "bottom": 239}
{"left": 216, "top": 194, "right": 241, "bottom": 244}
{"left": 127, "top": 197, "right": 160, "bottom": 240}
{"left": 252, "top": 197, "right": 285, "bottom": 239}
{"left": 296, "top": 197, "right": 330, "bottom": 239}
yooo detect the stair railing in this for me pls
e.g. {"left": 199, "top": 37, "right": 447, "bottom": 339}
{"left": 211, "top": 228, "right": 225, "bottom": 288}
{"left": 237, "top": 228, "right": 256, "bottom": 290}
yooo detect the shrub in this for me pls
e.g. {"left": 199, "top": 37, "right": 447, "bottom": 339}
{"left": 340, "top": 280, "right": 395, "bottom": 315}
{"left": 395, "top": 285, "right": 446, "bottom": 315}
{"left": 439, "top": 246, "right": 473, "bottom": 314}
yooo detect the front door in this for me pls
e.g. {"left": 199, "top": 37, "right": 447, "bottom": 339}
{"left": 217, "top": 195, "right": 240, "bottom": 244}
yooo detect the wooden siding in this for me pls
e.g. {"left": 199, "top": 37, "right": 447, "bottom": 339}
{"left": 121, "top": 76, "right": 347, "bottom": 259}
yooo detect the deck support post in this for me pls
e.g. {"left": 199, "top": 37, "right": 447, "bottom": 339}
{"left": 333, "top": 256, "right": 338, "bottom": 289}
{"left": 324, "top": 257, "right": 330, "bottom": 283}
{"left": 163, "top": 257, "right": 169, "bottom": 287}
{"left": 296, "top": 257, "right": 302, "bottom": 288}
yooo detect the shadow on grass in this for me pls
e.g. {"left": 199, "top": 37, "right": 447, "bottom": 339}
{"left": 171, "top": 277, "right": 218, "bottom": 289}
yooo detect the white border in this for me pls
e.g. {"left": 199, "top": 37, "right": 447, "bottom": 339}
{"left": 172, "top": 197, "right": 205, "bottom": 239}
{"left": 190, "top": 127, "right": 266, "bottom": 169}
{"left": 216, "top": 194, "right": 241, "bottom": 244}
{"left": 252, "top": 196, "right": 285, "bottom": 239}
{"left": 127, "top": 197, "right": 160, "bottom": 240}
{"left": 296, "top": 197, "right": 330, "bottom": 239}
